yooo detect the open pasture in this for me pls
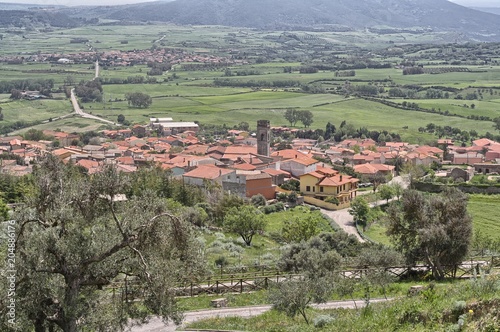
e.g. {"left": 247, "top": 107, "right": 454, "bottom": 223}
{"left": 0, "top": 96, "right": 72, "bottom": 123}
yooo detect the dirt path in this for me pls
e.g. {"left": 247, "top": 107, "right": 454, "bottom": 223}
{"left": 129, "top": 298, "right": 391, "bottom": 332}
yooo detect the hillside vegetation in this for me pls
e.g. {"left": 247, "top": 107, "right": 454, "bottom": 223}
{"left": 100, "top": 0, "right": 500, "bottom": 40}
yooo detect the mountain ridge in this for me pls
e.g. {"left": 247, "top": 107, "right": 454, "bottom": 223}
{"left": 92, "top": 0, "right": 500, "bottom": 40}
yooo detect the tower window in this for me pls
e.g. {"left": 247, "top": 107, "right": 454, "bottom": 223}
{"left": 261, "top": 133, "right": 265, "bottom": 141}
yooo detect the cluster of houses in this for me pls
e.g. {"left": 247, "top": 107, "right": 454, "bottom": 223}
{"left": 1, "top": 120, "right": 500, "bottom": 208}
{"left": 0, "top": 48, "right": 239, "bottom": 67}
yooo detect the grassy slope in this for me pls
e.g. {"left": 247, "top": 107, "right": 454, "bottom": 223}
{"left": 187, "top": 277, "right": 500, "bottom": 332}
{"left": 468, "top": 194, "right": 500, "bottom": 243}
{"left": 202, "top": 207, "right": 332, "bottom": 271}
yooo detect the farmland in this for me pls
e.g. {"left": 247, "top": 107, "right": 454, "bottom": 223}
{"left": 0, "top": 24, "right": 500, "bottom": 142}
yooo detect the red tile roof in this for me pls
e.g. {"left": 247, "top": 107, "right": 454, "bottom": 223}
{"left": 183, "top": 165, "right": 234, "bottom": 180}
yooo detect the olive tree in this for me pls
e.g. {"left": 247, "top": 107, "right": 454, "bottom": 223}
{"left": 269, "top": 277, "right": 333, "bottom": 325}
{"left": 3, "top": 156, "right": 205, "bottom": 332}
{"left": 223, "top": 205, "right": 265, "bottom": 246}
{"left": 387, "top": 188, "right": 472, "bottom": 280}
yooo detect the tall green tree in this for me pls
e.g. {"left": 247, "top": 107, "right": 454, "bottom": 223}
{"left": 284, "top": 108, "right": 300, "bottom": 127}
{"left": 348, "top": 197, "right": 370, "bottom": 231}
{"left": 387, "top": 188, "right": 472, "bottom": 280}
{"left": 298, "top": 110, "right": 314, "bottom": 128}
{"left": 282, "top": 215, "right": 321, "bottom": 243}
{"left": 223, "top": 205, "right": 265, "bottom": 246}
{"left": 4, "top": 157, "right": 205, "bottom": 332}
{"left": 494, "top": 117, "right": 500, "bottom": 132}
{"left": 125, "top": 92, "right": 153, "bottom": 108}
{"left": 378, "top": 184, "right": 395, "bottom": 204}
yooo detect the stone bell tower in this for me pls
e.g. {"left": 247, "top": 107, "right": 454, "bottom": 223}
{"left": 257, "top": 120, "right": 270, "bottom": 157}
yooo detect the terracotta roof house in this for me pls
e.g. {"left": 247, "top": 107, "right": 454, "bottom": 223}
{"left": 473, "top": 138, "right": 497, "bottom": 147}
{"left": 76, "top": 159, "right": 101, "bottom": 174}
{"left": 353, "top": 163, "right": 395, "bottom": 177}
{"left": 244, "top": 172, "right": 275, "bottom": 200}
{"left": 414, "top": 146, "right": 444, "bottom": 159}
{"left": 262, "top": 168, "right": 289, "bottom": 186}
{"left": 452, "top": 152, "right": 484, "bottom": 165}
{"left": 183, "top": 165, "right": 235, "bottom": 186}
{"left": 300, "top": 167, "right": 358, "bottom": 204}
{"left": 184, "top": 144, "right": 209, "bottom": 155}
{"left": 406, "top": 152, "right": 439, "bottom": 167}
{"left": 221, "top": 145, "right": 258, "bottom": 162}
{"left": 280, "top": 156, "right": 319, "bottom": 178}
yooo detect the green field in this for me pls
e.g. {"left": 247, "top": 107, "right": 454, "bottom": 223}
{"left": 1, "top": 24, "right": 500, "bottom": 140}
{"left": 468, "top": 194, "right": 500, "bottom": 244}
{"left": 0, "top": 94, "right": 72, "bottom": 123}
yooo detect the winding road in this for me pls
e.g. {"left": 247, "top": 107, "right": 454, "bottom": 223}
{"left": 70, "top": 88, "right": 117, "bottom": 126}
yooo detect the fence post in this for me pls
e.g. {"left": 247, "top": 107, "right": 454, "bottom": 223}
{"left": 240, "top": 279, "right": 243, "bottom": 293}
{"left": 190, "top": 282, "right": 193, "bottom": 297}
{"left": 216, "top": 281, "right": 219, "bottom": 294}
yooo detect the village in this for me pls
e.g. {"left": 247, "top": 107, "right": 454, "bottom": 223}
{"left": 1, "top": 117, "right": 499, "bottom": 209}
{"left": 0, "top": 47, "right": 239, "bottom": 67}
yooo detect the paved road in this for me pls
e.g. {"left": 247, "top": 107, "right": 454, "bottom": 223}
{"left": 321, "top": 206, "right": 364, "bottom": 241}
{"left": 70, "top": 88, "right": 117, "bottom": 126}
{"left": 95, "top": 60, "right": 99, "bottom": 79}
{"left": 321, "top": 176, "right": 410, "bottom": 242}
{"left": 129, "top": 298, "right": 390, "bottom": 332}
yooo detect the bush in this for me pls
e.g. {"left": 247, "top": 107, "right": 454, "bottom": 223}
{"left": 215, "top": 256, "right": 229, "bottom": 267}
{"left": 263, "top": 205, "right": 277, "bottom": 214}
{"left": 313, "top": 314, "right": 335, "bottom": 328}
{"left": 210, "top": 240, "right": 224, "bottom": 248}
{"left": 251, "top": 194, "right": 267, "bottom": 207}
{"left": 214, "top": 232, "right": 226, "bottom": 240}
{"left": 262, "top": 203, "right": 285, "bottom": 214}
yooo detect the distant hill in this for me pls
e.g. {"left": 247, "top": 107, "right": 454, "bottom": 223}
{"left": 97, "top": 0, "right": 500, "bottom": 40}
{"left": 471, "top": 7, "right": 500, "bottom": 15}
{"left": 0, "top": 2, "right": 64, "bottom": 10}
{"left": 0, "top": 9, "right": 85, "bottom": 28}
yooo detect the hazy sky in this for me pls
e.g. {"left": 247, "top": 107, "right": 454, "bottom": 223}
{"left": 1, "top": 0, "right": 499, "bottom": 8}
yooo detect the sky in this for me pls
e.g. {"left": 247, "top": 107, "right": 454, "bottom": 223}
{"left": 1, "top": 0, "right": 499, "bottom": 8}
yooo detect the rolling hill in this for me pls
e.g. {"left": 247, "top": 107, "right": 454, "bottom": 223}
{"left": 97, "top": 0, "right": 500, "bottom": 39}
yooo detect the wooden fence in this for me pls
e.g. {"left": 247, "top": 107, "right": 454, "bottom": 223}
{"left": 109, "top": 257, "right": 500, "bottom": 298}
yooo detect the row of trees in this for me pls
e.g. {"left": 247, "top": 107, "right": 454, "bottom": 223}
{"left": 0, "top": 78, "right": 54, "bottom": 94}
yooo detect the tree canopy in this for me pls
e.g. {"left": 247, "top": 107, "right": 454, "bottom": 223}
{"left": 386, "top": 188, "right": 472, "bottom": 279}
{"left": 223, "top": 205, "right": 265, "bottom": 246}
{"left": 126, "top": 92, "right": 153, "bottom": 108}
{"left": 3, "top": 156, "right": 205, "bottom": 332}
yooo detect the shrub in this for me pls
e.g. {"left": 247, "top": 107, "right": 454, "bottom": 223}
{"left": 263, "top": 205, "right": 277, "bottom": 214}
{"left": 214, "top": 232, "right": 226, "bottom": 240}
{"left": 251, "top": 194, "right": 267, "bottom": 207}
{"left": 223, "top": 242, "right": 244, "bottom": 253}
{"left": 275, "top": 202, "right": 285, "bottom": 211}
{"left": 215, "top": 256, "right": 229, "bottom": 267}
{"left": 313, "top": 314, "right": 335, "bottom": 328}
{"left": 210, "top": 240, "right": 224, "bottom": 248}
